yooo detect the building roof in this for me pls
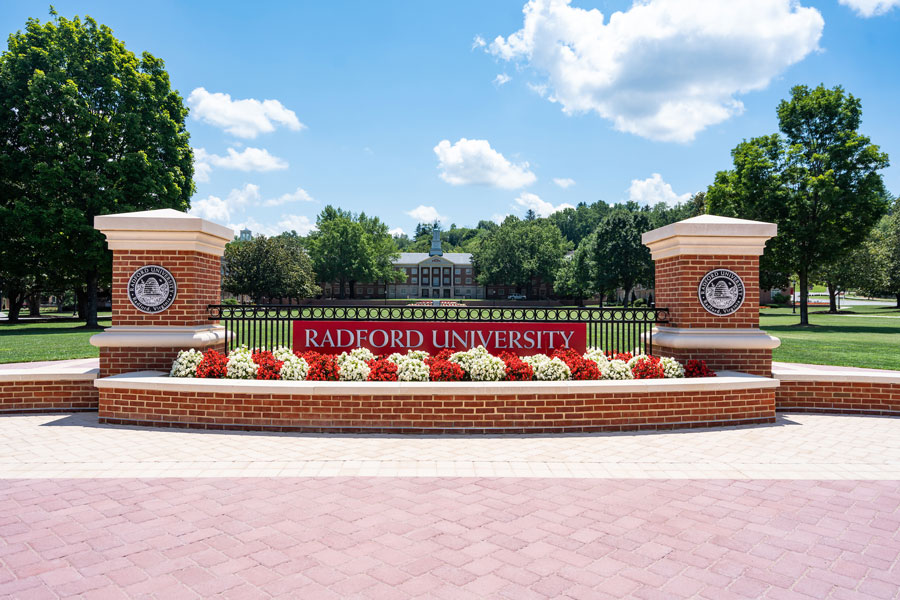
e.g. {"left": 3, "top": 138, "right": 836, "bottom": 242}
{"left": 393, "top": 252, "right": 473, "bottom": 265}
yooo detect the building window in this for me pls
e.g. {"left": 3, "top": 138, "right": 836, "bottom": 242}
{"left": 367, "top": 287, "right": 373, "bottom": 294}
{"left": 454, "top": 277, "right": 460, "bottom": 284}
{"left": 465, "top": 277, "right": 472, "bottom": 284}
{"left": 411, "top": 277, "right": 417, "bottom": 284}
{"left": 466, "top": 268, "right": 472, "bottom": 274}
{"left": 422, "top": 278, "right": 429, "bottom": 285}
{"left": 489, "top": 289, "right": 496, "bottom": 295}
{"left": 411, "top": 267, "right": 417, "bottom": 273}
{"left": 455, "top": 268, "right": 462, "bottom": 274}
{"left": 400, "top": 288, "right": 406, "bottom": 295}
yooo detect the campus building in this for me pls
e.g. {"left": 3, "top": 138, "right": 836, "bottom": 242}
{"left": 321, "top": 228, "right": 485, "bottom": 299}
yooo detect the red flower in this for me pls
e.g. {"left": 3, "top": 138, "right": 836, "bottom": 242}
{"left": 432, "top": 349, "right": 454, "bottom": 362}
{"left": 498, "top": 352, "right": 534, "bottom": 381}
{"left": 367, "top": 357, "right": 398, "bottom": 382}
{"left": 430, "top": 359, "right": 465, "bottom": 382}
{"left": 631, "top": 356, "right": 664, "bottom": 379}
{"left": 550, "top": 348, "right": 600, "bottom": 380}
{"left": 252, "top": 350, "right": 283, "bottom": 380}
{"left": 196, "top": 349, "right": 228, "bottom": 378}
{"left": 685, "top": 360, "right": 716, "bottom": 378}
{"left": 606, "top": 351, "right": 634, "bottom": 362}
{"left": 298, "top": 351, "right": 340, "bottom": 381}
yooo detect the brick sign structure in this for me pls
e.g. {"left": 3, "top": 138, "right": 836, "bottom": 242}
{"left": 293, "top": 321, "right": 587, "bottom": 355}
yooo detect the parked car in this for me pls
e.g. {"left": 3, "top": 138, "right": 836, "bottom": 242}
{"left": 507, "top": 293, "right": 526, "bottom": 300}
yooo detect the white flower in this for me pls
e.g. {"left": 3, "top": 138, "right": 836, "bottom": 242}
{"left": 272, "top": 346, "right": 296, "bottom": 362}
{"left": 660, "top": 356, "right": 685, "bottom": 378}
{"left": 584, "top": 347, "right": 610, "bottom": 369}
{"left": 449, "top": 346, "right": 504, "bottom": 381}
{"left": 405, "top": 350, "right": 430, "bottom": 361}
{"left": 339, "top": 355, "right": 371, "bottom": 381}
{"left": 602, "top": 359, "right": 633, "bottom": 380}
{"left": 226, "top": 346, "right": 257, "bottom": 379}
{"left": 279, "top": 355, "right": 309, "bottom": 380}
{"left": 533, "top": 357, "right": 571, "bottom": 381}
{"left": 523, "top": 354, "right": 550, "bottom": 370}
{"left": 626, "top": 354, "right": 649, "bottom": 369}
{"left": 394, "top": 355, "right": 430, "bottom": 382}
{"left": 349, "top": 347, "right": 376, "bottom": 362}
{"left": 170, "top": 349, "right": 203, "bottom": 378}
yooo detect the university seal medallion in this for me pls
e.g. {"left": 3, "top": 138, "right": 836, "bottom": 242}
{"left": 697, "top": 269, "right": 745, "bottom": 316}
{"left": 127, "top": 265, "right": 177, "bottom": 314}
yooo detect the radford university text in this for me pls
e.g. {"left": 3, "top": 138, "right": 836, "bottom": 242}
{"left": 293, "top": 321, "right": 587, "bottom": 355}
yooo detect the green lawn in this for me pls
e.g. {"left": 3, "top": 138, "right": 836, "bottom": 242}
{"left": 0, "top": 319, "right": 110, "bottom": 364}
{"left": 761, "top": 304, "right": 900, "bottom": 370}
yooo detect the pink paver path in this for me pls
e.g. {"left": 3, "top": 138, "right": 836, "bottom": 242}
{"left": 1, "top": 477, "right": 898, "bottom": 599}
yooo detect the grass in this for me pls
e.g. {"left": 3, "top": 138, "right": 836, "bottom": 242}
{"left": 0, "top": 319, "right": 110, "bottom": 364}
{"left": 761, "top": 304, "right": 900, "bottom": 370}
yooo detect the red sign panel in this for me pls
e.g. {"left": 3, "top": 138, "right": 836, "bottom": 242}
{"left": 293, "top": 320, "right": 587, "bottom": 356}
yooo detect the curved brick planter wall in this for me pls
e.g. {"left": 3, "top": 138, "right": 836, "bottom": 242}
{"left": 0, "top": 367, "right": 98, "bottom": 414}
{"left": 774, "top": 365, "right": 900, "bottom": 417}
{"left": 94, "top": 372, "right": 777, "bottom": 434}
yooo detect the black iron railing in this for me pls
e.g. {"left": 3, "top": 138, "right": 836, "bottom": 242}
{"left": 209, "top": 304, "right": 669, "bottom": 355}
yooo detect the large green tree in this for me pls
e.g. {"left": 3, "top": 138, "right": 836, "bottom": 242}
{"left": 707, "top": 84, "right": 889, "bottom": 324}
{"left": 870, "top": 199, "right": 900, "bottom": 306}
{"left": 0, "top": 11, "right": 193, "bottom": 326}
{"left": 306, "top": 206, "right": 402, "bottom": 298}
{"left": 584, "top": 210, "right": 653, "bottom": 307}
{"left": 223, "top": 234, "right": 317, "bottom": 303}
{"left": 472, "top": 216, "right": 568, "bottom": 297}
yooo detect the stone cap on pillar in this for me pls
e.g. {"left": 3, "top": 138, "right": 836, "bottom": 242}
{"left": 94, "top": 209, "right": 234, "bottom": 256}
{"left": 642, "top": 215, "right": 777, "bottom": 260}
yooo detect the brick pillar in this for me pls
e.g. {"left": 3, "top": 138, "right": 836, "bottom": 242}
{"left": 642, "top": 215, "right": 780, "bottom": 376}
{"left": 90, "top": 209, "right": 233, "bottom": 376}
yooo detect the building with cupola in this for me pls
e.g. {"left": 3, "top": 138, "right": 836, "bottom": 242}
{"left": 319, "top": 226, "right": 485, "bottom": 299}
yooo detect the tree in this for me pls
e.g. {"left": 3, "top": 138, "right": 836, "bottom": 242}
{"left": 223, "top": 235, "right": 317, "bottom": 303}
{"left": 814, "top": 244, "right": 880, "bottom": 312}
{"left": 585, "top": 210, "right": 653, "bottom": 307}
{"left": 0, "top": 11, "right": 194, "bottom": 327}
{"left": 707, "top": 85, "right": 889, "bottom": 324}
{"left": 870, "top": 199, "right": 900, "bottom": 306}
{"left": 553, "top": 242, "right": 593, "bottom": 305}
{"left": 306, "top": 206, "right": 402, "bottom": 298}
{"left": 472, "top": 217, "right": 568, "bottom": 297}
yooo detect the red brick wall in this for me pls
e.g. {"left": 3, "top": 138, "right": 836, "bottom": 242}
{"left": 654, "top": 345, "right": 772, "bottom": 377}
{"left": 655, "top": 255, "right": 760, "bottom": 329}
{"left": 776, "top": 380, "right": 900, "bottom": 416}
{"left": 0, "top": 379, "right": 98, "bottom": 413}
{"left": 100, "top": 342, "right": 227, "bottom": 377}
{"left": 112, "top": 250, "right": 221, "bottom": 327}
{"left": 98, "top": 385, "right": 775, "bottom": 433}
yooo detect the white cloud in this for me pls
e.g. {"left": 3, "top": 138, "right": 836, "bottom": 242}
{"left": 406, "top": 205, "right": 447, "bottom": 224}
{"left": 489, "top": 0, "right": 823, "bottom": 142}
{"left": 263, "top": 187, "right": 315, "bottom": 207}
{"left": 553, "top": 177, "right": 575, "bottom": 189}
{"left": 472, "top": 35, "right": 487, "bottom": 49}
{"left": 196, "top": 147, "right": 289, "bottom": 174}
{"left": 189, "top": 184, "right": 260, "bottom": 222}
{"left": 190, "top": 194, "right": 230, "bottom": 221}
{"left": 494, "top": 73, "right": 512, "bottom": 86}
{"left": 627, "top": 173, "right": 691, "bottom": 207}
{"left": 228, "top": 216, "right": 278, "bottom": 237}
{"left": 434, "top": 138, "right": 537, "bottom": 189}
{"left": 277, "top": 214, "right": 316, "bottom": 236}
{"left": 389, "top": 227, "right": 406, "bottom": 237}
{"left": 513, "top": 192, "right": 574, "bottom": 217}
{"left": 187, "top": 87, "right": 304, "bottom": 138}
{"left": 527, "top": 82, "right": 548, "bottom": 97}
{"left": 839, "top": 0, "right": 900, "bottom": 16}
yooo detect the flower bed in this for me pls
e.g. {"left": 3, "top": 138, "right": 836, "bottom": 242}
{"left": 170, "top": 345, "right": 715, "bottom": 383}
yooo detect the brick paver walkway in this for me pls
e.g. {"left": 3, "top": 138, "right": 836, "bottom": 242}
{"left": 2, "top": 477, "right": 898, "bottom": 599}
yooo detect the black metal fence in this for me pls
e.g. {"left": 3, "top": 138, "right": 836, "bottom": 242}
{"left": 209, "top": 304, "right": 669, "bottom": 355}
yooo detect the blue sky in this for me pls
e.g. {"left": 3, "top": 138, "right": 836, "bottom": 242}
{"left": 3, "top": 0, "right": 899, "bottom": 237}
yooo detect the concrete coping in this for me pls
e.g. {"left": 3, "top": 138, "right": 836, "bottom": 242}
{"left": 90, "top": 325, "right": 229, "bottom": 348}
{"left": 0, "top": 365, "right": 99, "bottom": 383}
{"left": 94, "top": 209, "right": 234, "bottom": 256}
{"left": 94, "top": 370, "right": 779, "bottom": 395}
{"left": 642, "top": 215, "right": 777, "bottom": 259}
{"left": 772, "top": 362, "right": 900, "bottom": 385}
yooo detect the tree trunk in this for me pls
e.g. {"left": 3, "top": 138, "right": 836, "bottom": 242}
{"left": 6, "top": 288, "right": 25, "bottom": 323}
{"left": 896, "top": 293, "right": 900, "bottom": 309}
{"left": 338, "top": 279, "right": 346, "bottom": 299}
{"left": 623, "top": 285, "right": 633, "bottom": 308}
{"left": 798, "top": 268, "right": 809, "bottom": 326}
{"left": 85, "top": 270, "right": 100, "bottom": 328}
{"left": 28, "top": 291, "right": 41, "bottom": 317}
{"left": 75, "top": 288, "right": 87, "bottom": 319}
{"left": 827, "top": 281, "right": 838, "bottom": 313}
